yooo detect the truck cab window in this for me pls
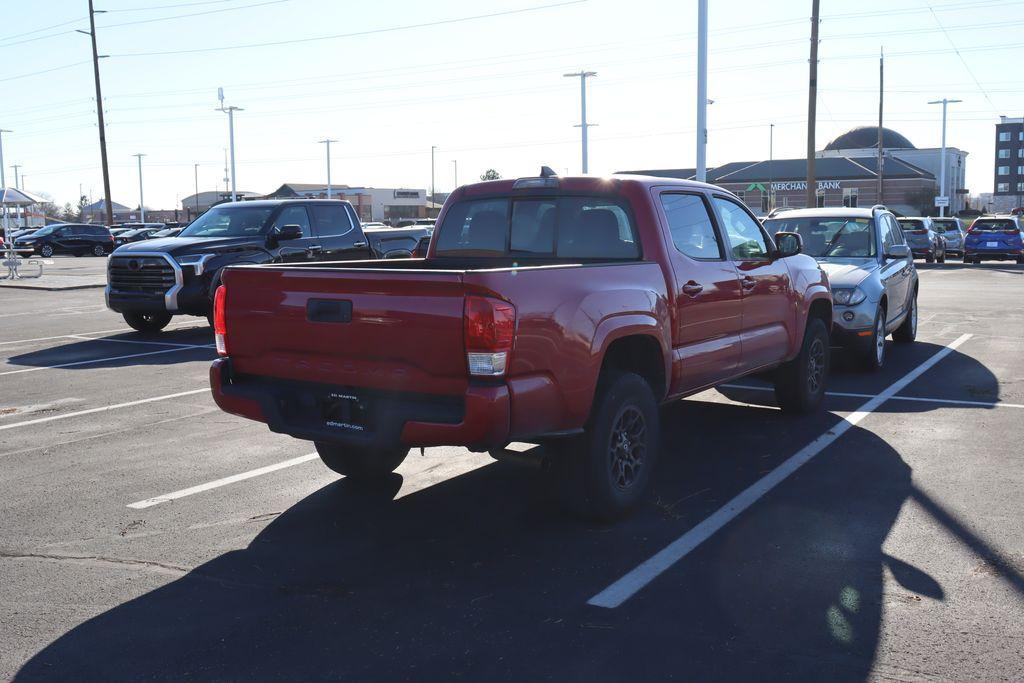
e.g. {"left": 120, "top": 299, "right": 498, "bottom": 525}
{"left": 274, "top": 206, "right": 311, "bottom": 236}
{"left": 309, "top": 204, "right": 353, "bottom": 238}
{"left": 713, "top": 197, "right": 770, "bottom": 260}
{"left": 660, "top": 193, "right": 722, "bottom": 260}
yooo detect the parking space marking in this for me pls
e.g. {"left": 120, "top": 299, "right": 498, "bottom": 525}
{"left": 720, "top": 384, "right": 1024, "bottom": 409}
{"left": 127, "top": 453, "right": 320, "bottom": 509}
{"left": 0, "top": 345, "right": 214, "bottom": 376}
{"left": 0, "top": 388, "right": 209, "bottom": 432}
{"left": 0, "top": 320, "right": 203, "bottom": 347}
{"left": 586, "top": 333, "right": 972, "bottom": 609}
{"left": 66, "top": 335, "right": 214, "bottom": 350}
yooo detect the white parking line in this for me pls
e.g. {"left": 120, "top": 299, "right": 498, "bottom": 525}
{"left": 127, "top": 453, "right": 320, "bottom": 509}
{"left": 66, "top": 334, "right": 213, "bottom": 349}
{"left": 0, "top": 320, "right": 203, "bottom": 347}
{"left": 0, "top": 388, "right": 209, "bottom": 431}
{"left": 719, "top": 384, "right": 1024, "bottom": 409}
{"left": 0, "top": 345, "right": 214, "bottom": 376}
{"left": 586, "top": 333, "right": 973, "bottom": 609}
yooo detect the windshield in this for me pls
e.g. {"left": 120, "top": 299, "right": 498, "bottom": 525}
{"left": 897, "top": 220, "right": 927, "bottom": 232}
{"left": 763, "top": 217, "right": 876, "bottom": 258}
{"left": 970, "top": 220, "right": 1017, "bottom": 232}
{"left": 29, "top": 225, "right": 60, "bottom": 236}
{"left": 179, "top": 205, "right": 276, "bottom": 238}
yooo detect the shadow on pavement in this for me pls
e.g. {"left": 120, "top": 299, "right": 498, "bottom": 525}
{"left": 4, "top": 328, "right": 215, "bottom": 372}
{"left": 16, "top": 402, "right": 975, "bottom": 681}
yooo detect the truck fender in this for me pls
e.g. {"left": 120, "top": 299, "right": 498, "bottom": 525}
{"left": 580, "top": 312, "right": 670, "bottom": 412}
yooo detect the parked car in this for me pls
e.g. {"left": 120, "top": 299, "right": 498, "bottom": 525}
{"left": 963, "top": 215, "right": 1024, "bottom": 264}
{"left": 930, "top": 217, "right": 965, "bottom": 258}
{"left": 764, "top": 206, "right": 918, "bottom": 371}
{"left": 12, "top": 223, "right": 113, "bottom": 257}
{"left": 3, "top": 228, "right": 38, "bottom": 245}
{"left": 114, "top": 225, "right": 165, "bottom": 246}
{"left": 361, "top": 222, "right": 388, "bottom": 229}
{"left": 896, "top": 217, "right": 945, "bottom": 263}
{"left": 208, "top": 171, "right": 833, "bottom": 520}
{"left": 106, "top": 199, "right": 431, "bottom": 333}
{"left": 150, "top": 226, "right": 184, "bottom": 239}
{"left": 395, "top": 218, "right": 436, "bottom": 228}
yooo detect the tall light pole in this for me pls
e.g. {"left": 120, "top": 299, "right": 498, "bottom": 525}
{"left": 452, "top": 159, "right": 458, "bottom": 189}
{"left": 217, "top": 87, "right": 243, "bottom": 202}
{"left": 319, "top": 139, "right": 338, "bottom": 198}
{"left": 696, "top": 0, "right": 708, "bottom": 181}
{"left": 77, "top": 1, "right": 113, "bottom": 227}
{"left": 928, "top": 98, "right": 962, "bottom": 217}
{"left": 430, "top": 145, "right": 438, "bottom": 203}
{"left": 877, "top": 49, "right": 885, "bottom": 205}
{"left": 11, "top": 164, "right": 21, "bottom": 190}
{"left": 133, "top": 153, "right": 146, "bottom": 222}
{"left": 193, "top": 163, "right": 200, "bottom": 218}
{"left": 564, "top": 71, "right": 597, "bottom": 173}
{"left": 768, "top": 123, "right": 774, "bottom": 210}
{"left": 0, "top": 129, "right": 10, "bottom": 188}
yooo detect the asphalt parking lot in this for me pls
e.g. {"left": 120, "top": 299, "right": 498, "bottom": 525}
{"left": 1, "top": 260, "right": 1023, "bottom": 681}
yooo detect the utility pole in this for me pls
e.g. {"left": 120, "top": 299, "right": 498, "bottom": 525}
{"left": 564, "top": 70, "right": 597, "bottom": 173}
{"left": 877, "top": 49, "right": 884, "bottom": 205}
{"left": 452, "top": 159, "right": 458, "bottom": 189}
{"left": 217, "top": 88, "right": 243, "bottom": 202}
{"left": 430, "top": 145, "right": 437, "bottom": 203}
{"left": 194, "top": 163, "right": 200, "bottom": 218}
{"left": 806, "top": 0, "right": 821, "bottom": 208}
{"left": 768, "top": 123, "right": 774, "bottom": 210}
{"left": 928, "top": 98, "right": 962, "bottom": 217}
{"left": 319, "top": 139, "right": 338, "bottom": 198}
{"left": 696, "top": 0, "right": 708, "bottom": 182}
{"left": 11, "top": 164, "right": 21, "bottom": 190}
{"left": 133, "top": 153, "right": 146, "bottom": 222}
{"left": 0, "top": 129, "right": 11, "bottom": 188}
{"left": 78, "top": 1, "right": 113, "bottom": 227}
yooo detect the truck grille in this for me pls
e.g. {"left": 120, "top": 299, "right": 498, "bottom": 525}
{"left": 109, "top": 255, "right": 176, "bottom": 294}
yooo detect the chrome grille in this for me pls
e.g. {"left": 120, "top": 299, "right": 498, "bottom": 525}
{"left": 109, "top": 255, "right": 175, "bottom": 294}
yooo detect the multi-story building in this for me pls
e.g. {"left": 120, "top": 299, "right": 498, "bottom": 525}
{"left": 991, "top": 116, "right": 1024, "bottom": 213}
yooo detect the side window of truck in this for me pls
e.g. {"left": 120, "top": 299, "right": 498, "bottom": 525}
{"left": 660, "top": 193, "right": 723, "bottom": 260}
{"left": 274, "top": 206, "right": 312, "bottom": 236}
{"left": 309, "top": 204, "right": 354, "bottom": 239}
{"left": 712, "top": 196, "right": 770, "bottom": 260}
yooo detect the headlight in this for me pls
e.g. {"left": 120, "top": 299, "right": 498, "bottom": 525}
{"left": 175, "top": 253, "right": 213, "bottom": 275}
{"left": 833, "top": 287, "right": 867, "bottom": 306}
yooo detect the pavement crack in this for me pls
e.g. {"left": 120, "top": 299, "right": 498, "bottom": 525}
{"left": 0, "top": 549, "right": 191, "bottom": 576}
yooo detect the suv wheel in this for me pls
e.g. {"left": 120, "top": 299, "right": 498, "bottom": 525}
{"left": 854, "top": 307, "right": 886, "bottom": 372}
{"left": 122, "top": 311, "right": 172, "bottom": 333}
{"left": 91, "top": 244, "right": 106, "bottom": 257}
{"left": 893, "top": 291, "right": 918, "bottom": 343}
{"left": 552, "top": 372, "right": 659, "bottom": 522}
{"left": 925, "top": 252, "right": 934, "bottom": 264}
{"left": 315, "top": 442, "right": 409, "bottom": 481}
{"left": 937, "top": 248, "right": 946, "bottom": 264}
{"left": 774, "top": 317, "right": 830, "bottom": 413}
{"left": 40, "top": 244, "right": 54, "bottom": 257}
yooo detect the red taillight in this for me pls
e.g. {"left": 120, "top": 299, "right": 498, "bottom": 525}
{"left": 213, "top": 284, "right": 228, "bottom": 356}
{"left": 464, "top": 295, "right": 515, "bottom": 376}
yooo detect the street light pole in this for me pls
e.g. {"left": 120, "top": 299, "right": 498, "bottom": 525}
{"left": 430, "top": 145, "right": 437, "bottom": 203}
{"left": 194, "top": 163, "right": 200, "bottom": 218}
{"left": 564, "top": 71, "right": 597, "bottom": 173}
{"left": 0, "top": 129, "right": 10, "bottom": 188}
{"left": 217, "top": 88, "right": 243, "bottom": 202}
{"left": 133, "top": 153, "right": 146, "bottom": 222}
{"left": 928, "top": 98, "right": 962, "bottom": 217}
{"left": 696, "top": 0, "right": 708, "bottom": 181}
{"left": 11, "top": 164, "right": 21, "bottom": 190}
{"left": 452, "top": 159, "right": 458, "bottom": 189}
{"left": 319, "top": 139, "right": 338, "bottom": 198}
{"left": 768, "top": 123, "right": 774, "bottom": 211}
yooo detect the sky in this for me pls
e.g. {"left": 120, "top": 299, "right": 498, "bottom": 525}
{"left": 1, "top": 0, "right": 1021, "bottom": 211}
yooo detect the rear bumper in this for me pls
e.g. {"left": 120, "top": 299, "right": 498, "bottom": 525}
{"left": 209, "top": 358, "right": 511, "bottom": 450}
{"left": 964, "top": 248, "right": 1022, "bottom": 260}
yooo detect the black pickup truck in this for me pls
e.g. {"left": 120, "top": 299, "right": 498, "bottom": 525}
{"left": 105, "top": 199, "right": 430, "bottom": 332}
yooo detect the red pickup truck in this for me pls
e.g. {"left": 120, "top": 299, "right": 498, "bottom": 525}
{"left": 210, "top": 171, "right": 832, "bottom": 520}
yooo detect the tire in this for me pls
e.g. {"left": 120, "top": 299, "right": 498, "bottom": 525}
{"left": 122, "top": 311, "right": 172, "bottom": 333}
{"left": 937, "top": 249, "right": 946, "bottom": 264}
{"left": 551, "top": 372, "right": 660, "bottom": 522}
{"left": 40, "top": 244, "right": 54, "bottom": 257}
{"left": 774, "top": 317, "right": 830, "bottom": 414}
{"left": 1017, "top": 255, "right": 1024, "bottom": 265}
{"left": 314, "top": 442, "right": 409, "bottom": 481}
{"left": 893, "top": 289, "right": 917, "bottom": 343}
{"left": 92, "top": 244, "right": 105, "bottom": 257}
{"left": 925, "top": 252, "right": 934, "bottom": 264}
{"left": 853, "top": 307, "right": 886, "bottom": 372}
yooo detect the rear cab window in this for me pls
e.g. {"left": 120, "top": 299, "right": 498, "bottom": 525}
{"left": 434, "top": 195, "right": 640, "bottom": 260}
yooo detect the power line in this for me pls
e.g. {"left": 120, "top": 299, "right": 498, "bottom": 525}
{"left": 0, "top": 61, "right": 91, "bottom": 84}
{"left": 111, "top": 0, "right": 589, "bottom": 57}
{"left": 104, "top": 0, "right": 251, "bottom": 12}
{"left": 98, "top": 0, "right": 292, "bottom": 29}
{"left": 922, "top": 0, "right": 999, "bottom": 114}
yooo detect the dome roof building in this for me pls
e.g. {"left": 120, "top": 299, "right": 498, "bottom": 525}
{"left": 824, "top": 126, "right": 916, "bottom": 151}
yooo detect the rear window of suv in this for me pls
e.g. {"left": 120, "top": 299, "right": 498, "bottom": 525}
{"left": 970, "top": 219, "right": 1017, "bottom": 232}
{"left": 434, "top": 196, "right": 640, "bottom": 260}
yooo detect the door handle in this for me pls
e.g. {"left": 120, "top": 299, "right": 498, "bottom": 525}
{"left": 682, "top": 281, "right": 704, "bottom": 297}
{"left": 352, "top": 241, "right": 367, "bottom": 248}
{"left": 741, "top": 276, "right": 757, "bottom": 291}
{"left": 306, "top": 245, "right": 323, "bottom": 253}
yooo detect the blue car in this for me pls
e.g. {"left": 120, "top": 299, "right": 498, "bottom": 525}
{"left": 963, "top": 215, "right": 1024, "bottom": 264}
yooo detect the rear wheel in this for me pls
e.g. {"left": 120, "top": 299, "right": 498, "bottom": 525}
{"left": 551, "top": 372, "right": 659, "bottom": 522}
{"left": 314, "top": 442, "right": 409, "bottom": 481}
{"left": 91, "top": 244, "right": 105, "bottom": 256}
{"left": 122, "top": 311, "right": 172, "bottom": 333}
{"left": 893, "top": 290, "right": 917, "bottom": 343}
{"left": 937, "top": 248, "right": 946, "bottom": 264}
{"left": 40, "top": 244, "right": 54, "bottom": 257}
{"left": 853, "top": 307, "right": 886, "bottom": 372}
{"left": 925, "top": 252, "right": 934, "bottom": 264}
{"left": 774, "top": 317, "right": 830, "bottom": 413}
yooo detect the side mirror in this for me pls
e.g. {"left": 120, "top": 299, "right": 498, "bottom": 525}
{"left": 774, "top": 231, "right": 802, "bottom": 258}
{"left": 886, "top": 244, "right": 910, "bottom": 260}
{"left": 276, "top": 224, "right": 304, "bottom": 241}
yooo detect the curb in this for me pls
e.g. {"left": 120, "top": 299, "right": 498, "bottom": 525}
{"left": 0, "top": 282, "right": 106, "bottom": 292}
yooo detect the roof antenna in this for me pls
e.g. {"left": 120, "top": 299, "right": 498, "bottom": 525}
{"left": 540, "top": 166, "right": 558, "bottom": 178}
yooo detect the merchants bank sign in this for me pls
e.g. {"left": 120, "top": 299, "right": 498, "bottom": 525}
{"left": 767, "top": 180, "right": 844, "bottom": 192}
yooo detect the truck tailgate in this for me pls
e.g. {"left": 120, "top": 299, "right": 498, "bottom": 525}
{"left": 222, "top": 266, "right": 470, "bottom": 395}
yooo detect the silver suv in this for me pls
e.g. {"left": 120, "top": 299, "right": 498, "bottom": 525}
{"left": 763, "top": 205, "right": 919, "bottom": 371}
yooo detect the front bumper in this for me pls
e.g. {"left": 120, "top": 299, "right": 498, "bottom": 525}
{"left": 831, "top": 299, "right": 878, "bottom": 345}
{"left": 105, "top": 252, "right": 212, "bottom": 316}
{"left": 209, "top": 358, "right": 511, "bottom": 450}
